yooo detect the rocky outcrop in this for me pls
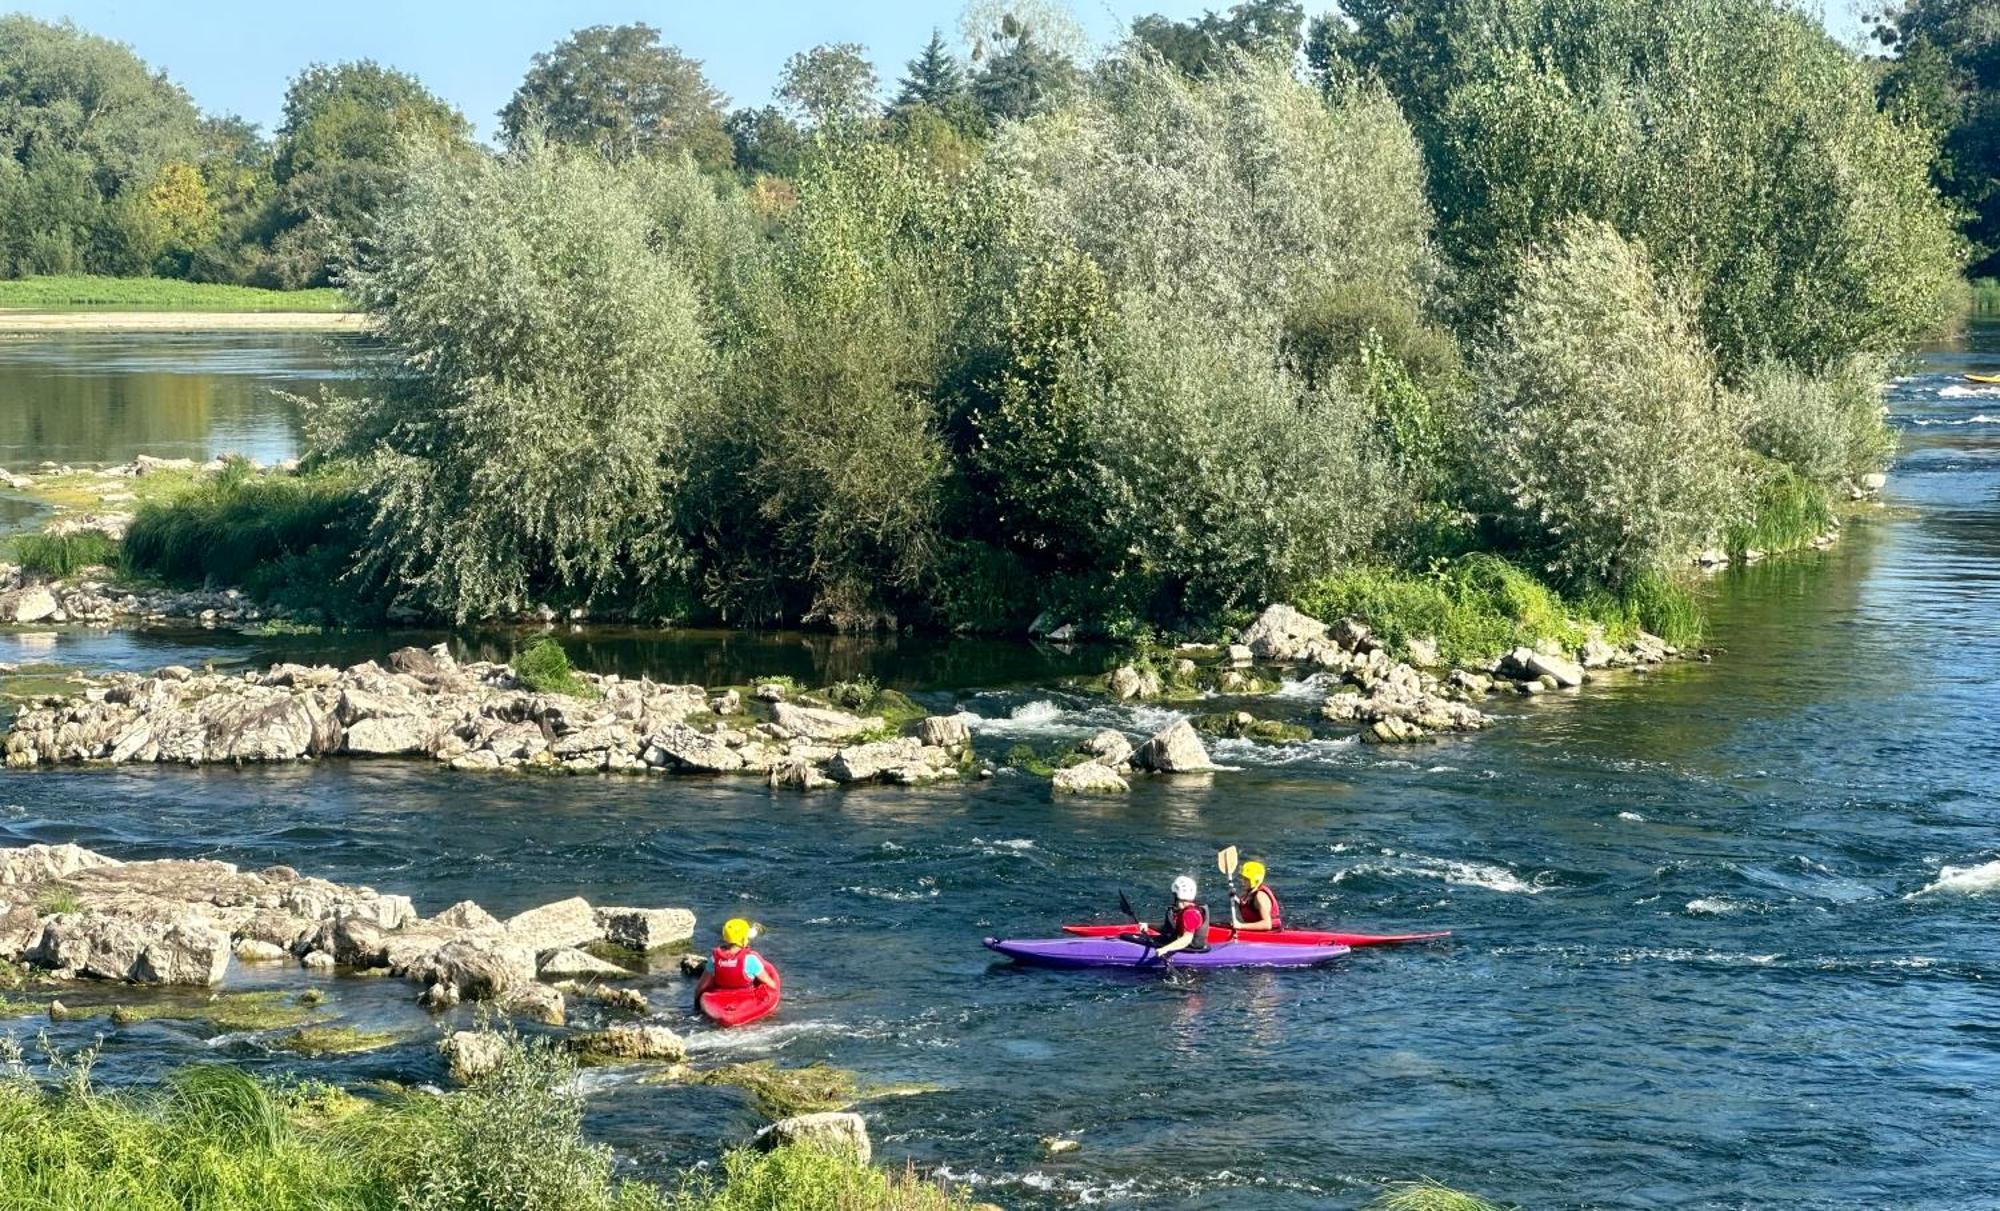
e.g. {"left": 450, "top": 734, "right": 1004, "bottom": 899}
{"left": 0, "top": 842, "right": 689, "bottom": 1014}
{"left": 573, "top": 1023, "right": 687, "bottom": 1061}
{"left": 3, "top": 647, "right": 965, "bottom": 791}
{"left": 1052, "top": 762, "right": 1129, "bottom": 794}
{"left": 756, "top": 1112, "right": 873, "bottom": 1164}
{"left": 1107, "top": 665, "right": 1164, "bottom": 701}
{"left": 442, "top": 1029, "right": 507, "bottom": 1084}
{"left": 1133, "top": 720, "right": 1216, "bottom": 773}
{"left": 1078, "top": 729, "right": 1134, "bottom": 768}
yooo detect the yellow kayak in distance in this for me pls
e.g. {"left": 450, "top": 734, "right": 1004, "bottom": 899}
{"left": 1966, "top": 373, "right": 2000, "bottom": 384}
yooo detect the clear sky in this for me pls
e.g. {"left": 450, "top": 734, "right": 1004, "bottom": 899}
{"left": 5, "top": 1, "right": 1225, "bottom": 141}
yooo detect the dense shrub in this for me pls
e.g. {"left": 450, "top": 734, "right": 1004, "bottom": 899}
{"left": 512, "top": 637, "right": 592, "bottom": 697}
{"left": 1726, "top": 457, "right": 1836, "bottom": 556}
{"left": 1479, "top": 222, "right": 1746, "bottom": 587}
{"left": 1738, "top": 355, "right": 1897, "bottom": 487}
{"left": 312, "top": 138, "right": 713, "bottom": 623}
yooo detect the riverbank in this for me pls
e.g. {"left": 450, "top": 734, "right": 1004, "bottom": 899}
{"left": 0, "top": 275, "right": 348, "bottom": 313}
{"left": 0, "top": 311, "right": 365, "bottom": 333}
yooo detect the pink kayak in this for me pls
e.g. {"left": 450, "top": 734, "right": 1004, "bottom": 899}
{"left": 1061, "top": 923, "right": 1450, "bottom": 948}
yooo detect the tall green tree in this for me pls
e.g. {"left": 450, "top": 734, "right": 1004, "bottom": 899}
{"left": 1873, "top": 0, "right": 2000, "bottom": 274}
{"left": 1131, "top": 0, "right": 1306, "bottom": 76}
{"left": 500, "top": 24, "right": 732, "bottom": 169}
{"left": 0, "top": 14, "right": 201, "bottom": 276}
{"left": 895, "top": 30, "right": 969, "bottom": 110}
{"left": 266, "top": 60, "right": 470, "bottom": 288}
{"left": 967, "top": 6, "right": 1085, "bottom": 122}
{"left": 777, "top": 43, "right": 880, "bottom": 129}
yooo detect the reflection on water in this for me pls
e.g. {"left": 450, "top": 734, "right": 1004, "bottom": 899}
{"left": 0, "top": 332, "right": 368, "bottom": 467}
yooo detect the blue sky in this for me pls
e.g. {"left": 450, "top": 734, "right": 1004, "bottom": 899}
{"left": 7, "top": 1, "right": 1228, "bottom": 140}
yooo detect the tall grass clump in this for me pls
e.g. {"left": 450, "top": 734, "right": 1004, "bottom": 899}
{"left": 667, "top": 1146, "right": 969, "bottom": 1211}
{"left": 12, "top": 531, "right": 119, "bottom": 577}
{"left": 1726, "top": 458, "right": 1836, "bottom": 556}
{"left": 120, "top": 462, "right": 380, "bottom": 621}
{"left": 1367, "top": 1178, "right": 1508, "bottom": 1211}
{"left": 1297, "top": 554, "right": 1582, "bottom": 665}
{"left": 512, "top": 637, "right": 594, "bottom": 697}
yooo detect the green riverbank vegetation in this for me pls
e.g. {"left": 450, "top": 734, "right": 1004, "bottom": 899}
{"left": 16, "top": 0, "right": 1962, "bottom": 654}
{"left": 0, "top": 275, "right": 346, "bottom": 312}
{"left": 0, "top": 1033, "right": 970, "bottom": 1211}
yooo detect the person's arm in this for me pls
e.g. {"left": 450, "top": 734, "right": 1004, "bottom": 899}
{"left": 747, "top": 953, "right": 778, "bottom": 989}
{"left": 1151, "top": 911, "right": 1199, "bottom": 957}
{"left": 1236, "top": 888, "right": 1275, "bottom": 931}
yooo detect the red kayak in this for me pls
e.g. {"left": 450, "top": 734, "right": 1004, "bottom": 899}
{"left": 1061, "top": 924, "right": 1449, "bottom": 948}
{"left": 698, "top": 963, "right": 782, "bottom": 1027}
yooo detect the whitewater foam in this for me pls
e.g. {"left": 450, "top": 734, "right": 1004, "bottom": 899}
{"left": 1908, "top": 859, "right": 2000, "bottom": 898}
{"left": 1335, "top": 851, "right": 1552, "bottom": 894}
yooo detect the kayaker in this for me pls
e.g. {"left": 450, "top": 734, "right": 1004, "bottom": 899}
{"left": 1231, "top": 860, "right": 1283, "bottom": 932}
{"left": 695, "top": 918, "right": 778, "bottom": 995}
{"left": 1123, "top": 875, "right": 1209, "bottom": 958}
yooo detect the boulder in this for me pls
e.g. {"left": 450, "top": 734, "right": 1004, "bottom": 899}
{"left": 0, "top": 586, "right": 60, "bottom": 624}
{"left": 1133, "top": 720, "right": 1216, "bottom": 774}
{"left": 0, "top": 842, "right": 119, "bottom": 885}
{"left": 503, "top": 897, "right": 601, "bottom": 952}
{"left": 1860, "top": 471, "right": 1887, "bottom": 492}
{"left": 1077, "top": 728, "right": 1133, "bottom": 768}
{"left": 573, "top": 1024, "right": 686, "bottom": 1061}
{"left": 1405, "top": 636, "right": 1440, "bottom": 668}
{"left": 499, "top": 983, "right": 566, "bottom": 1025}
{"left": 769, "top": 760, "right": 834, "bottom": 792}
{"left": 594, "top": 906, "right": 695, "bottom": 951}
{"left": 430, "top": 900, "right": 501, "bottom": 932}
{"left": 1239, "top": 604, "right": 1329, "bottom": 662}
{"left": 205, "top": 697, "right": 325, "bottom": 762}
{"left": 32, "top": 908, "right": 230, "bottom": 986}
{"left": 1106, "top": 665, "right": 1164, "bottom": 701}
{"left": 916, "top": 715, "right": 972, "bottom": 749}
{"left": 1364, "top": 716, "right": 1425, "bottom": 744}
{"left": 771, "top": 702, "right": 878, "bottom": 742}
{"left": 387, "top": 646, "right": 446, "bottom": 679}
{"left": 407, "top": 937, "right": 537, "bottom": 999}
{"left": 537, "top": 947, "right": 629, "bottom": 979}
{"left": 1226, "top": 644, "right": 1254, "bottom": 667}
{"left": 233, "top": 939, "right": 290, "bottom": 963}
{"left": 827, "top": 737, "right": 954, "bottom": 784}
{"left": 442, "top": 1030, "right": 507, "bottom": 1084}
{"left": 342, "top": 714, "right": 430, "bottom": 756}
{"left": 755, "top": 1112, "right": 872, "bottom": 1165}
{"left": 642, "top": 724, "right": 745, "bottom": 773}
{"left": 1578, "top": 638, "right": 1617, "bottom": 670}
{"left": 1052, "top": 762, "right": 1129, "bottom": 794}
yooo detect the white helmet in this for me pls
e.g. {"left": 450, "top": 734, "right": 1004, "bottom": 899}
{"left": 1172, "top": 875, "right": 1198, "bottom": 901}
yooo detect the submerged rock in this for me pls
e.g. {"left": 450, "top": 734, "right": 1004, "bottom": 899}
{"left": 1052, "top": 762, "right": 1129, "bottom": 794}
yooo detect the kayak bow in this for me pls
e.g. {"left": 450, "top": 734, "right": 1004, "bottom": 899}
{"left": 986, "top": 936, "right": 1349, "bottom": 969}
{"left": 1060, "top": 923, "right": 1449, "bottom": 948}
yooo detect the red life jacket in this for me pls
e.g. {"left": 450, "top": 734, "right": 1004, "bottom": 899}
{"left": 1235, "top": 884, "right": 1282, "bottom": 929}
{"left": 1159, "top": 902, "right": 1209, "bottom": 950}
{"left": 710, "top": 945, "right": 762, "bottom": 990}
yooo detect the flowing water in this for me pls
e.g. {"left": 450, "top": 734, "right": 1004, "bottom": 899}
{"left": 4, "top": 332, "right": 2000, "bottom": 1208}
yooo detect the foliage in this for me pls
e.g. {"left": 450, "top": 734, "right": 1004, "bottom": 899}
{"left": 502, "top": 25, "right": 733, "bottom": 171}
{"left": 0, "top": 275, "right": 345, "bottom": 311}
{"left": 266, "top": 60, "right": 472, "bottom": 289}
{"left": 1738, "top": 355, "right": 1897, "bottom": 487}
{"left": 315, "top": 139, "right": 712, "bottom": 621}
{"left": 667, "top": 1147, "right": 968, "bottom": 1211}
{"left": 1317, "top": 0, "right": 1961, "bottom": 374}
{"left": 120, "top": 464, "right": 383, "bottom": 622}
{"left": 966, "top": 3, "right": 1086, "bottom": 122}
{"left": 894, "top": 31, "right": 971, "bottom": 115}
{"left": 1367, "top": 1179, "right": 1508, "bottom": 1211}
{"left": 821, "top": 675, "right": 881, "bottom": 712}
{"left": 0, "top": 15, "right": 202, "bottom": 278}
{"left": 1874, "top": 0, "right": 2000, "bottom": 275}
{"left": 513, "top": 638, "right": 593, "bottom": 697}
{"left": 778, "top": 44, "right": 881, "bottom": 129}
{"left": 1479, "top": 222, "right": 1746, "bottom": 587}
{"left": 12, "top": 531, "right": 119, "bottom": 578}
{"left": 1725, "top": 457, "right": 1835, "bottom": 557}
{"left": 727, "top": 107, "right": 809, "bottom": 179}
{"left": 1131, "top": 0, "right": 1307, "bottom": 77}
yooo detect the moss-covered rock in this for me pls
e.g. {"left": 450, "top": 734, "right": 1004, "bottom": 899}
{"left": 271, "top": 1025, "right": 401, "bottom": 1056}
{"left": 696, "top": 1061, "right": 859, "bottom": 1118}
{"left": 1191, "top": 712, "right": 1313, "bottom": 744}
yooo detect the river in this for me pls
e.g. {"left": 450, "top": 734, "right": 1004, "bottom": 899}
{"left": 2, "top": 330, "right": 1997, "bottom": 1209}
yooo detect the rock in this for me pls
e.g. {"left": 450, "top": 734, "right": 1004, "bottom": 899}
{"left": 0, "top": 842, "right": 119, "bottom": 885}
{"left": 594, "top": 906, "right": 695, "bottom": 951}
{"left": 1527, "top": 650, "right": 1584, "bottom": 689}
{"left": 386, "top": 646, "right": 445, "bottom": 679}
{"left": 1041, "top": 1136, "right": 1081, "bottom": 1156}
{"left": 1405, "top": 636, "right": 1440, "bottom": 667}
{"left": 537, "top": 947, "right": 629, "bottom": 979}
{"left": 31, "top": 908, "right": 230, "bottom": 986}
{"left": 1239, "top": 604, "right": 1330, "bottom": 662}
{"left": 301, "top": 949, "right": 336, "bottom": 970}
{"left": 574, "top": 1024, "right": 686, "bottom": 1061}
{"left": 1226, "top": 643, "right": 1254, "bottom": 666}
{"left": 1331, "top": 618, "right": 1375, "bottom": 653}
{"left": 827, "top": 737, "right": 956, "bottom": 785}
{"left": 1052, "top": 762, "right": 1129, "bottom": 794}
{"left": 678, "top": 954, "right": 708, "bottom": 978}
{"left": 756, "top": 1112, "right": 872, "bottom": 1165}
{"left": 1364, "top": 717, "right": 1425, "bottom": 744}
{"left": 407, "top": 938, "right": 536, "bottom": 998}
{"left": 328, "top": 917, "right": 390, "bottom": 968}
{"left": 755, "top": 682, "right": 788, "bottom": 703}
{"left": 0, "top": 586, "right": 60, "bottom": 624}
{"left": 769, "top": 760, "right": 834, "bottom": 792}
{"left": 1045, "top": 623, "right": 1079, "bottom": 642}
{"left": 1132, "top": 719, "right": 1216, "bottom": 773}
{"left": 500, "top": 982, "right": 566, "bottom": 1025}
{"left": 643, "top": 723, "right": 745, "bottom": 773}
{"left": 233, "top": 938, "right": 290, "bottom": 963}
{"left": 442, "top": 1030, "right": 507, "bottom": 1084}
{"left": 1578, "top": 638, "right": 1617, "bottom": 669}
{"left": 710, "top": 689, "right": 741, "bottom": 715}
{"left": 771, "top": 702, "right": 878, "bottom": 742}
{"left": 916, "top": 715, "right": 971, "bottom": 749}
{"left": 1077, "top": 728, "right": 1133, "bottom": 768}
{"left": 1860, "top": 471, "right": 1887, "bottom": 492}
{"left": 503, "top": 897, "right": 601, "bottom": 952}
{"left": 555, "top": 981, "right": 651, "bottom": 1014}
{"left": 1106, "top": 665, "right": 1164, "bottom": 701}
{"left": 429, "top": 900, "right": 501, "bottom": 932}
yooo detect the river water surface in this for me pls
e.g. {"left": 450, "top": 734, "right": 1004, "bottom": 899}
{"left": 2, "top": 332, "right": 1998, "bottom": 1209}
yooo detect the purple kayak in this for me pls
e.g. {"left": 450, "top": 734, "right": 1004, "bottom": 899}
{"left": 984, "top": 935, "right": 1350, "bottom": 970}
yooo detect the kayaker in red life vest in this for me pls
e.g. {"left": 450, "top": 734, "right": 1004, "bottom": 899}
{"left": 1231, "top": 860, "right": 1282, "bottom": 932}
{"left": 1122, "top": 875, "right": 1209, "bottom": 958}
{"left": 695, "top": 918, "right": 777, "bottom": 995}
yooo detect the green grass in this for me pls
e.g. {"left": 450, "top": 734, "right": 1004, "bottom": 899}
{"left": 1294, "top": 553, "right": 1703, "bottom": 665}
{"left": 1367, "top": 1179, "right": 1508, "bottom": 1210}
{"left": 1971, "top": 277, "right": 2000, "bottom": 316}
{"left": 694, "top": 1062, "right": 858, "bottom": 1118}
{"left": 12, "top": 531, "right": 119, "bottom": 578}
{"left": 0, "top": 275, "right": 349, "bottom": 313}
{"left": 514, "top": 637, "right": 595, "bottom": 697}
{"left": 36, "top": 887, "right": 82, "bottom": 915}
{"left": 94, "top": 990, "right": 323, "bottom": 1033}
{"left": 1726, "top": 458, "right": 1834, "bottom": 557}
{"left": 120, "top": 463, "right": 385, "bottom": 623}
{"left": 0, "top": 1035, "right": 966, "bottom": 1211}
{"left": 270, "top": 1026, "right": 401, "bottom": 1057}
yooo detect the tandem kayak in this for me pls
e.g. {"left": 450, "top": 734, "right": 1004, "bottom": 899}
{"left": 985, "top": 936, "right": 1349, "bottom": 969}
{"left": 699, "top": 963, "right": 782, "bottom": 1027}
{"left": 1061, "top": 923, "right": 1450, "bottom": 948}
{"left": 1966, "top": 373, "right": 2000, "bottom": 384}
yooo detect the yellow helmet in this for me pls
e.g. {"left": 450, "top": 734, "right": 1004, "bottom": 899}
{"left": 722, "top": 918, "right": 752, "bottom": 946}
{"left": 1241, "top": 860, "right": 1266, "bottom": 887}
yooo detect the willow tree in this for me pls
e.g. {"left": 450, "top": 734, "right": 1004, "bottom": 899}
{"left": 312, "top": 141, "right": 713, "bottom": 621}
